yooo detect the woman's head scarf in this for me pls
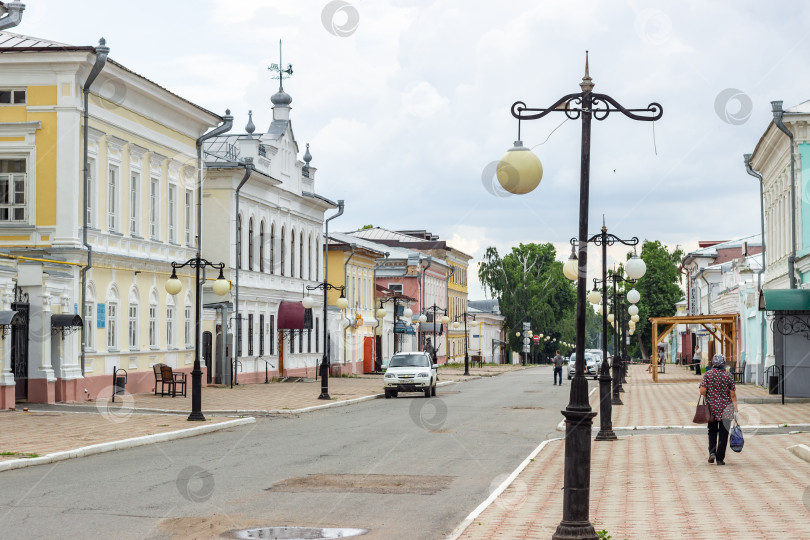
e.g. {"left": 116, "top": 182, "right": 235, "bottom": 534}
{"left": 712, "top": 354, "right": 726, "bottom": 368}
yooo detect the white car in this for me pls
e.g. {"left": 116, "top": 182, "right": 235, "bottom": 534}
{"left": 384, "top": 352, "right": 438, "bottom": 398}
{"left": 568, "top": 352, "right": 602, "bottom": 380}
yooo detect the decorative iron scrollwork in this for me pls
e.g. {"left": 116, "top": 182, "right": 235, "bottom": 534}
{"left": 771, "top": 312, "right": 810, "bottom": 340}
{"left": 13, "top": 284, "right": 27, "bottom": 303}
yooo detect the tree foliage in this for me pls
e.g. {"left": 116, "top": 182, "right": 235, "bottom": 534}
{"left": 478, "top": 243, "right": 577, "bottom": 357}
{"left": 623, "top": 240, "right": 684, "bottom": 359}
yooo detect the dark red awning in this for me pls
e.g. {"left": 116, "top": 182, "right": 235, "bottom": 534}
{"left": 278, "top": 301, "right": 305, "bottom": 330}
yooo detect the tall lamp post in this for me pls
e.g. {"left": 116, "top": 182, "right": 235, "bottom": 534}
{"left": 423, "top": 304, "right": 449, "bottom": 364}
{"left": 454, "top": 312, "right": 476, "bottom": 375}
{"left": 576, "top": 222, "right": 640, "bottom": 440}
{"left": 499, "top": 53, "right": 661, "bottom": 539}
{"left": 166, "top": 259, "right": 231, "bottom": 421}
{"left": 378, "top": 293, "right": 411, "bottom": 356}
{"left": 303, "top": 284, "right": 348, "bottom": 400}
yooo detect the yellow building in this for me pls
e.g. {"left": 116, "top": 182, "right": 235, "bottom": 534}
{"left": 324, "top": 234, "right": 385, "bottom": 374}
{"left": 0, "top": 32, "right": 222, "bottom": 406}
{"left": 447, "top": 247, "right": 472, "bottom": 362}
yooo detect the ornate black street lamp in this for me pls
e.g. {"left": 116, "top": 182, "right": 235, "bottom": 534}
{"left": 453, "top": 312, "right": 476, "bottom": 375}
{"left": 423, "top": 304, "right": 449, "bottom": 364}
{"left": 580, "top": 224, "right": 644, "bottom": 441}
{"left": 498, "top": 53, "right": 661, "bottom": 539}
{"left": 303, "top": 283, "right": 348, "bottom": 400}
{"left": 378, "top": 292, "right": 411, "bottom": 356}
{"left": 165, "top": 259, "right": 231, "bottom": 421}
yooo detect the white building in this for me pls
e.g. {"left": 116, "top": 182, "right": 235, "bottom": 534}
{"left": 201, "top": 84, "right": 337, "bottom": 382}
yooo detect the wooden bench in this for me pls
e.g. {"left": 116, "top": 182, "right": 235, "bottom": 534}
{"left": 732, "top": 361, "right": 746, "bottom": 384}
{"left": 154, "top": 363, "right": 187, "bottom": 397}
{"left": 470, "top": 355, "right": 483, "bottom": 368}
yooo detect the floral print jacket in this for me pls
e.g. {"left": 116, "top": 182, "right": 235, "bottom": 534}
{"left": 699, "top": 368, "right": 736, "bottom": 421}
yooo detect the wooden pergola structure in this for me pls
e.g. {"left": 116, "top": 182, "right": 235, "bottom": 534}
{"left": 649, "top": 314, "right": 739, "bottom": 382}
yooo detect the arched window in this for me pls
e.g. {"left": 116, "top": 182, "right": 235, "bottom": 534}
{"left": 128, "top": 286, "right": 140, "bottom": 350}
{"left": 236, "top": 214, "right": 242, "bottom": 269}
{"left": 299, "top": 231, "right": 304, "bottom": 279}
{"left": 259, "top": 221, "right": 265, "bottom": 272}
{"left": 308, "top": 234, "right": 313, "bottom": 280}
{"left": 106, "top": 285, "right": 119, "bottom": 351}
{"left": 248, "top": 217, "right": 254, "bottom": 270}
{"left": 280, "top": 226, "right": 286, "bottom": 276}
{"left": 84, "top": 282, "right": 96, "bottom": 350}
{"left": 270, "top": 223, "right": 275, "bottom": 274}
{"left": 290, "top": 228, "right": 296, "bottom": 278}
{"left": 148, "top": 287, "right": 159, "bottom": 348}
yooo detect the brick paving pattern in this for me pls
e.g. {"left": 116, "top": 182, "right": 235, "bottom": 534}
{"left": 459, "top": 433, "right": 810, "bottom": 540}
{"left": 0, "top": 411, "right": 233, "bottom": 459}
{"left": 593, "top": 364, "right": 810, "bottom": 427}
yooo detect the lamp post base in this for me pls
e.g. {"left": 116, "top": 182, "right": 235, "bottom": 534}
{"left": 318, "top": 393, "right": 331, "bottom": 400}
{"left": 552, "top": 520, "right": 599, "bottom": 540}
{"left": 187, "top": 411, "right": 206, "bottom": 421}
{"left": 595, "top": 371, "right": 616, "bottom": 441}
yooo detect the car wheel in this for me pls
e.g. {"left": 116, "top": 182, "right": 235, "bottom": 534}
{"left": 384, "top": 389, "right": 391, "bottom": 399}
{"left": 567, "top": 374, "right": 572, "bottom": 380}
{"left": 391, "top": 391, "right": 398, "bottom": 398}
{"left": 431, "top": 383, "right": 437, "bottom": 397}
{"left": 424, "top": 386, "right": 431, "bottom": 398}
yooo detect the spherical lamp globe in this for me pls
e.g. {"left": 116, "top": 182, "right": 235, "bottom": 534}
{"left": 628, "top": 304, "right": 639, "bottom": 317}
{"left": 454, "top": 321, "right": 461, "bottom": 330}
{"left": 625, "top": 254, "right": 647, "bottom": 280}
{"left": 607, "top": 313, "right": 615, "bottom": 323}
{"left": 588, "top": 289, "right": 602, "bottom": 305}
{"left": 627, "top": 288, "right": 641, "bottom": 304}
{"left": 376, "top": 308, "right": 386, "bottom": 319}
{"left": 336, "top": 295, "right": 349, "bottom": 310}
{"left": 419, "top": 314, "right": 427, "bottom": 323}
{"left": 403, "top": 307, "right": 413, "bottom": 319}
{"left": 563, "top": 256, "right": 579, "bottom": 281}
{"left": 165, "top": 272, "right": 182, "bottom": 295}
{"left": 496, "top": 141, "right": 543, "bottom": 195}
{"left": 441, "top": 315, "right": 450, "bottom": 325}
{"left": 631, "top": 314, "right": 640, "bottom": 323}
{"left": 301, "top": 295, "right": 315, "bottom": 309}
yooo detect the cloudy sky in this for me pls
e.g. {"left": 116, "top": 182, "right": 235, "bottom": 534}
{"left": 21, "top": 0, "right": 810, "bottom": 298}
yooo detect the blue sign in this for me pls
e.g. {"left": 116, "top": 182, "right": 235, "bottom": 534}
{"left": 74, "top": 302, "right": 78, "bottom": 315}
{"left": 97, "top": 303, "right": 105, "bottom": 329}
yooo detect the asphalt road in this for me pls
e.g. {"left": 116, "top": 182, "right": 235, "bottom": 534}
{"left": 0, "top": 366, "right": 590, "bottom": 540}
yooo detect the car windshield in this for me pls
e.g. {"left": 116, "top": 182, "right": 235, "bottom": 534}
{"left": 389, "top": 354, "right": 430, "bottom": 368}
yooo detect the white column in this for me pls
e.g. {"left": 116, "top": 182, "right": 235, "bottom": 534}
{"left": 0, "top": 288, "right": 15, "bottom": 386}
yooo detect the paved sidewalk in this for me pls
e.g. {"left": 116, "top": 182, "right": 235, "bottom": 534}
{"left": 594, "top": 364, "right": 810, "bottom": 427}
{"left": 451, "top": 362, "right": 810, "bottom": 540}
{"left": 457, "top": 432, "right": 810, "bottom": 540}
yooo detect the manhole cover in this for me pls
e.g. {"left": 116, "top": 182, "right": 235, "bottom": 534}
{"left": 224, "top": 527, "right": 368, "bottom": 539}
{"left": 265, "top": 474, "right": 452, "bottom": 495}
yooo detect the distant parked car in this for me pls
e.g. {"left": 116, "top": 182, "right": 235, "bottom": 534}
{"left": 568, "top": 352, "right": 601, "bottom": 380}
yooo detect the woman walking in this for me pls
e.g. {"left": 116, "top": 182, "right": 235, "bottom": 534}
{"left": 698, "top": 354, "right": 738, "bottom": 465}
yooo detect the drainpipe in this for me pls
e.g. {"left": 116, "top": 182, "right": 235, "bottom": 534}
{"left": 343, "top": 243, "right": 356, "bottom": 366}
{"left": 745, "top": 153, "right": 768, "bottom": 385}
{"left": 0, "top": 1, "right": 25, "bottom": 30}
{"left": 445, "top": 265, "right": 454, "bottom": 363}
{"left": 79, "top": 38, "right": 109, "bottom": 376}
{"left": 233, "top": 158, "right": 254, "bottom": 386}
{"left": 771, "top": 101, "right": 797, "bottom": 289}
{"left": 195, "top": 110, "right": 233, "bottom": 385}
{"left": 320, "top": 200, "right": 344, "bottom": 377}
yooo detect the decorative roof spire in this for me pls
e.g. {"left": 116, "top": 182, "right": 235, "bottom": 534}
{"left": 269, "top": 40, "right": 294, "bottom": 109}
{"left": 245, "top": 110, "right": 256, "bottom": 137}
{"left": 303, "top": 143, "right": 312, "bottom": 168}
{"left": 580, "top": 50, "right": 594, "bottom": 92}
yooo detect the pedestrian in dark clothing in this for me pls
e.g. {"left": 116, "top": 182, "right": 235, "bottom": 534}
{"left": 699, "top": 354, "right": 738, "bottom": 465}
{"left": 553, "top": 350, "right": 563, "bottom": 385}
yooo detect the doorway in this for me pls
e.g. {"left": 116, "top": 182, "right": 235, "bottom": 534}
{"left": 203, "top": 331, "right": 213, "bottom": 384}
{"left": 11, "top": 298, "right": 29, "bottom": 401}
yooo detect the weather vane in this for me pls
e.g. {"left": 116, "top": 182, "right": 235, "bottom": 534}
{"left": 268, "top": 39, "right": 293, "bottom": 91}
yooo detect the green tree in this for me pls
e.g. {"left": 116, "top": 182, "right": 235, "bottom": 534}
{"left": 623, "top": 240, "right": 684, "bottom": 359}
{"left": 478, "top": 243, "right": 577, "bottom": 358}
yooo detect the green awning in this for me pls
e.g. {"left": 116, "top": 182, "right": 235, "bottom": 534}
{"left": 762, "top": 289, "right": 810, "bottom": 311}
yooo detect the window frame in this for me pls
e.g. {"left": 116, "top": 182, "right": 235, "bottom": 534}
{"left": 149, "top": 177, "right": 159, "bottom": 240}
{"left": 107, "top": 164, "right": 119, "bottom": 232}
{"left": 129, "top": 171, "right": 140, "bottom": 236}
{"left": 0, "top": 157, "right": 29, "bottom": 224}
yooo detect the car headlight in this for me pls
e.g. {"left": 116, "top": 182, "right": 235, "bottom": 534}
{"left": 384, "top": 373, "right": 396, "bottom": 379}
{"left": 416, "top": 373, "right": 428, "bottom": 378}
